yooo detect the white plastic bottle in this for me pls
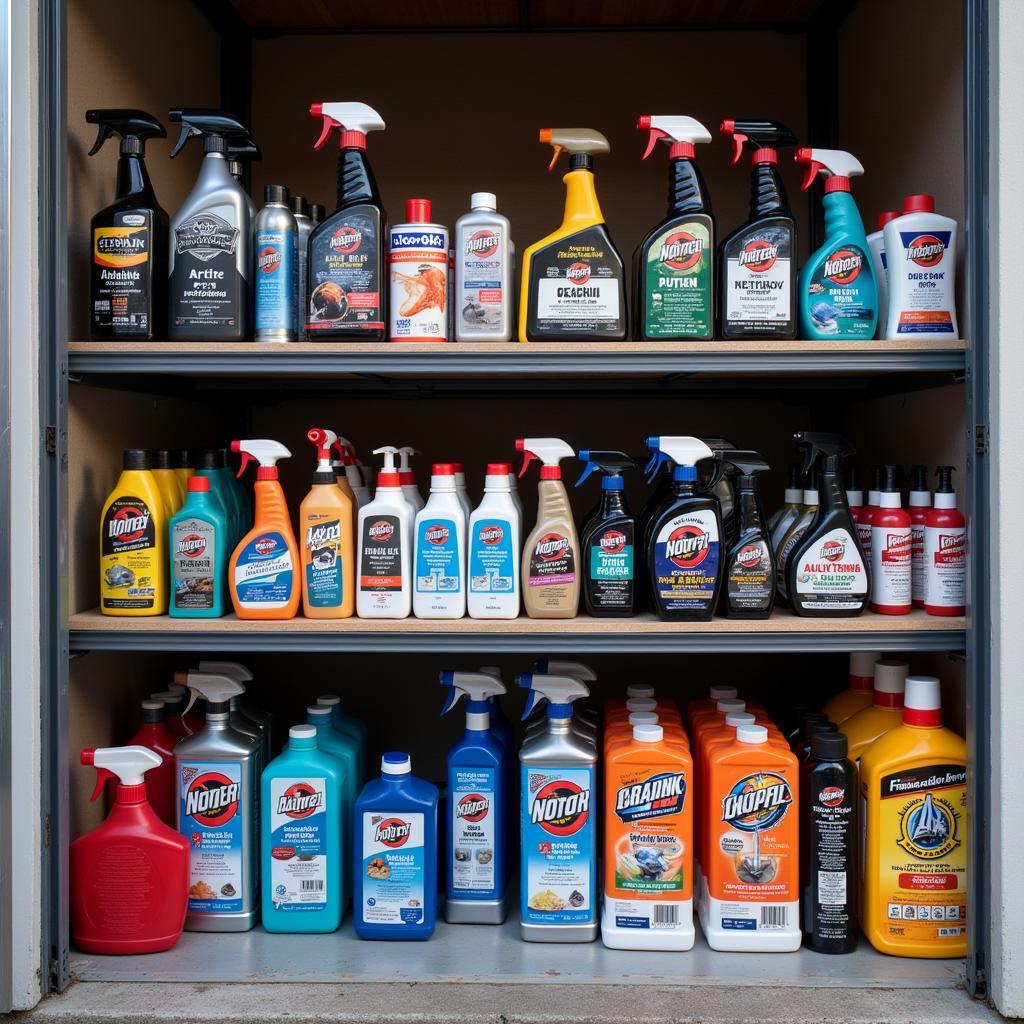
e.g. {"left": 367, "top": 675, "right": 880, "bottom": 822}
{"left": 452, "top": 462, "right": 473, "bottom": 520}
{"left": 413, "top": 464, "right": 467, "bottom": 618}
{"left": 398, "top": 446, "right": 425, "bottom": 513}
{"left": 507, "top": 467, "right": 524, "bottom": 519}
{"left": 467, "top": 462, "right": 522, "bottom": 619}
{"left": 866, "top": 210, "right": 897, "bottom": 339}
{"left": 455, "top": 192, "right": 513, "bottom": 342}
{"left": 883, "top": 194, "right": 959, "bottom": 340}
{"left": 335, "top": 436, "right": 370, "bottom": 509}
{"left": 356, "top": 447, "right": 414, "bottom": 618}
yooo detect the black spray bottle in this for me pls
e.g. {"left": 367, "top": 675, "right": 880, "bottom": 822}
{"left": 575, "top": 450, "right": 637, "bottom": 617}
{"left": 717, "top": 120, "right": 799, "bottom": 339}
{"left": 717, "top": 450, "right": 776, "bottom": 619}
{"left": 85, "top": 109, "right": 167, "bottom": 340}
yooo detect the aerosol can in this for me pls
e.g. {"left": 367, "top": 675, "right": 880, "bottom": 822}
{"left": 290, "top": 195, "right": 314, "bottom": 338}
{"left": 518, "top": 672, "right": 598, "bottom": 942}
{"left": 254, "top": 185, "right": 297, "bottom": 342}
{"left": 455, "top": 192, "right": 513, "bottom": 341}
{"left": 175, "top": 672, "right": 261, "bottom": 932}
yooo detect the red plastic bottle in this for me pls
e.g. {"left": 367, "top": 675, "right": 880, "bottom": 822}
{"left": 152, "top": 686, "right": 202, "bottom": 738}
{"left": 870, "top": 465, "right": 911, "bottom": 615}
{"left": 70, "top": 746, "right": 189, "bottom": 954}
{"left": 125, "top": 699, "right": 178, "bottom": 826}
{"left": 858, "top": 463, "right": 884, "bottom": 559}
{"left": 906, "top": 464, "right": 932, "bottom": 608}
{"left": 924, "top": 465, "right": 966, "bottom": 616}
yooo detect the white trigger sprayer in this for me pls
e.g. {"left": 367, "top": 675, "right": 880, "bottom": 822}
{"left": 440, "top": 670, "right": 507, "bottom": 726}
{"left": 81, "top": 746, "right": 163, "bottom": 802}
{"left": 310, "top": 102, "right": 386, "bottom": 150}
{"left": 637, "top": 115, "right": 712, "bottom": 160}
{"left": 231, "top": 439, "right": 291, "bottom": 478}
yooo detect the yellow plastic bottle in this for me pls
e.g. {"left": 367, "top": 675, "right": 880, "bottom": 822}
{"left": 841, "top": 659, "right": 908, "bottom": 761}
{"left": 174, "top": 448, "right": 194, "bottom": 495}
{"left": 300, "top": 428, "right": 355, "bottom": 618}
{"left": 99, "top": 449, "right": 168, "bottom": 616}
{"left": 860, "top": 675, "right": 967, "bottom": 958}
{"left": 152, "top": 450, "right": 184, "bottom": 514}
{"left": 823, "top": 651, "right": 881, "bottom": 724}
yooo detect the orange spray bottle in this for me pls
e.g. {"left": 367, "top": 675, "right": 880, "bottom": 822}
{"left": 228, "top": 439, "right": 300, "bottom": 619}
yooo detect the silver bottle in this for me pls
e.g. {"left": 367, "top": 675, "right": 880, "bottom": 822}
{"left": 199, "top": 660, "right": 273, "bottom": 766}
{"left": 254, "top": 185, "right": 297, "bottom": 342}
{"left": 174, "top": 672, "right": 261, "bottom": 932}
{"left": 290, "top": 195, "right": 314, "bottom": 340}
{"left": 455, "top": 192, "right": 513, "bottom": 342}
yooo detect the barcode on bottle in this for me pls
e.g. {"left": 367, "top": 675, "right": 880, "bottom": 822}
{"left": 760, "top": 906, "right": 787, "bottom": 929}
{"left": 301, "top": 879, "right": 325, "bottom": 892}
{"left": 652, "top": 904, "right": 679, "bottom": 928}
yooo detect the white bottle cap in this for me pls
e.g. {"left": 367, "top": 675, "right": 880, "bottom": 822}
{"left": 307, "top": 704, "right": 332, "bottom": 720}
{"left": 717, "top": 698, "right": 746, "bottom": 713}
{"left": 290, "top": 724, "right": 317, "bottom": 741}
{"left": 629, "top": 711, "right": 659, "bottom": 726}
{"left": 471, "top": 191, "right": 496, "bottom": 210}
{"left": 904, "top": 675, "right": 942, "bottom": 711}
{"left": 784, "top": 487, "right": 803, "bottom": 503}
{"left": 709, "top": 685, "right": 738, "bottom": 701}
{"left": 908, "top": 490, "right": 932, "bottom": 508}
{"left": 633, "top": 724, "right": 664, "bottom": 743}
{"left": 874, "top": 659, "right": 909, "bottom": 694}
{"left": 850, "top": 651, "right": 882, "bottom": 676}
{"left": 382, "top": 752, "right": 412, "bottom": 775}
{"left": 737, "top": 724, "right": 768, "bottom": 744}
{"left": 725, "top": 711, "right": 756, "bottom": 727}
{"left": 317, "top": 694, "right": 341, "bottom": 707}
{"left": 934, "top": 492, "right": 957, "bottom": 510}
{"left": 627, "top": 684, "right": 656, "bottom": 699}
{"left": 141, "top": 700, "right": 164, "bottom": 712}
{"left": 626, "top": 697, "right": 657, "bottom": 712}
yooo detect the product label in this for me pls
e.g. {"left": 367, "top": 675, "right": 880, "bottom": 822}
{"left": 91, "top": 216, "right": 153, "bottom": 334}
{"left": 527, "top": 530, "right": 577, "bottom": 611}
{"left": 101, "top": 495, "right": 159, "bottom": 610}
{"left": 871, "top": 524, "right": 912, "bottom": 609}
{"left": 643, "top": 221, "right": 712, "bottom": 338}
{"left": 726, "top": 537, "right": 774, "bottom": 612}
{"left": 521, "top": 765, "right": 596, "bottom": 926}
{"left": 587, "top": 523, "right": 634, "bottom": 610}
{"left": 180, "top": 759, "right": 245, "bottom": 914}
{"left": 653, "top": 510, "right": 720, "bottom": 613}
{"left": 924, "top": 525, "right": 966, "bottom": 609}
{"left": 856, "top": 518, "right": 872, "bottom": 558}
{"left": 304, "top": 516, "right": 344, "bottom": 608}
{"left": 870, "top": 764, "right": 967, "bottom": 944}
{"left": 450, "top": 767, "right": 497, "bottom": 896}
{"left": 415, "top": 517, "right": 461, "bottom": 593}
{"left": 723, "top": 225, "right": 793, "bottom": 334}
{"left": 359, "top": 515, "right": 403, "bottom": 591}
{"left": 233, "top": 531, "right": 294, "bottom": 609}
{"left": 911, "top": 522, "right": 926, "bottom": 602}
{"left": 307, "top": 208, "right": 383, "bottom": 332}
{"left": 254, "top": 227, "right": 296, "bottom": 332}
{"left": 469, "top": 519, "right": 516, "bottom": 596}
{"left": 891, "top": 230, "right": 955, "bottom": 335}
{"left": 804, "top": 243, "right": 876, "bottom": 338}
{"left": 458, "top": 226, "right": 506, "bottom": 334}
{"left": 170, "top": 212, "right": 245, "bottom": 331}
{"left": 793, "top": 528, "right": 869, "bottom": 610}
{"left": 360, "top": 811, "right": 426, "bottom": 926}
{"left": 269, "top": 777, "right": 328, "bottom": 912}
{"left": 389, "top": 227, "right": 449, "bottom": 341}
{"left": 172, "top": 517, "right": 217, "bottom": 610}
{"left": 805, "top": 772, "right": 857, "bottom": 945}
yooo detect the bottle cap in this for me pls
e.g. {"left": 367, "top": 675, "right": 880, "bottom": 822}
{"left": 716, "top": 698, "right": 745, "bottom": 713}
{"left": 486, "top": 462, "right": 512, "bottom": 476}
{"left": 625, "top": 697, "right": 657, "bottom": 712}
{"left": 903, "top": 194, "right": 935, "bottom": 214}
{"left": 850, "top": 651, "right": 881, "bottom": 679}
{"left": 709, "top": 685, "right": 738, "bottom": 701}
{"left": 628, "top": 711, "right": 659, "bottom": 726}
{"left": 634, "top": 724, "right": 664, "bottom": 743}
{"left": 725, "top": 711, "right": 755, "bottom": 727}
{"left": 903, "top": 675, "right": 943, "bottom": 726}
{"left": 155, "top": 450, "right": 174, "bottom": 469}
{"left": 188, "top": 475, "right": 210, "bottom": 492}
{"left": 877, "top": 210, "right": 899, "bottom": 230}
{"left": 874, "top": 659, "right": 909, "bottom": 695}
{"left": 452, "top": 462, "right": 465, "bottom": 473}
{"left": 382, "top": 751, "right": 412, "bottom": 775}
{"left": 812, "top": 731, "right": 848, "bottom": 759}
{"left": 627, "top": 684, "right": 655, "bottom": 699}
{"left": 471, "top": 191, "right": 496, "bottom": 210}
{"left": 316, "top": 694, "right": 340, "bottom": 707}
{"left": 264, "top": 183, "right": 290, "bottom": 204}
{"left": 290, "top": 194, "right": 310, "bottom": 217}
{"left": 405, "top": 198, "right": 431, "bottom": 223}
{"left": 290, "top": 724, "right": 317, "bottom": 741}
{"left": 310, "top": 203, "right": 325, "bottom": 223}
{"left": 432, "top": 463, "right": 456, "bottom": 475}
{"left": 737, "top": 724, "right": 768, "bottom": 744}
{"left": 123, "top": 448, "right": 151, "bottom": 470}
{"left": 307, "top": 704, "right": 332, "bottom": 720}
{"left": 141, "top": 699, "right": 164, "bottom": 712}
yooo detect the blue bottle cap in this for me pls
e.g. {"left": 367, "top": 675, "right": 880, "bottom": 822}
{"left": 382, "top": 751, "right": 411, "bottom": 775}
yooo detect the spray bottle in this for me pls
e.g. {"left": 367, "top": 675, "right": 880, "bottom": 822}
{"left": 335, "top": 435, "right": 370, "bottom": 509}
{"left": 301, "top": 427, "right": 355, "bottom": 618}
{"left": 795, "top": 148, "right": 878, "bottom": 339}
{"left": 924, "top": 466, "right": 966, "bottom": 616}
{"left": 768, "top": 464, "right": 802, "bottom": 540}
{"left": 228, "top": 439, "right": 300, "bottom": 619}
{"left": 175, "top": 672, "right": 260, "bottom": 931}
{"left": 518, "top": 672, "right": 598, "bottom": 942}
{"left": 124, "top": 700, "right": 178, "bottom": 826}
{"left": 218, "top": 447, "right": 251, "bottom": 543}
{"left": 439, "top": 671, "right": 509, "bottom": 923}
{"left": 775, "top": 457, "right": 820, "bottom": 603}
{"left": 870, "top": 465, "right": 911, "bottom": 615}
{"left": 356, "top": 446, "right": 414, "bottom": 618}
{"left": 575, "top": 450, "right": 637, "bottom": 617}
{"left": 718, "top": 119, "right": 799, "bottom": 338}
{"left": 398, "top": 446, "right": 425, "bottom": 512}
{"left": 195, "top": 660, "right": 272, "bottom": 766}
{"left": 85, "top": 109, "right": 168, "bottom": 340}
{"left": 519, "top": 129, "right": 626, "bottom": 341}
{"left": 634, "top": 115, "right": 714, "bottom": 339}
{"left": 167, "top": 109, "right": 253, "bottom": 340}
{"left": 468, "top": 463, "right": 522, "bottom": 619}
{"left": 225, "top": 137, "right": 259, "bottom": 223}
{"left": 306, "top": 102, "right": 387, "bottom": 339}
{"left": 517, "top": 437, "right": 580, "bottom": 618}
{"left": 907, "top": 464, "right": 932, "bottom": 607}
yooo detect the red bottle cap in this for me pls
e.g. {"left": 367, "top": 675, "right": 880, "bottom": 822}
{"left": 903, "top": 194, "right": 935, "bottom": 214}
{"left": 751, "top": 147, "right": 777, "bottom": 165}
{"left": 487, "top": 462, "right": 512, "bottom": 475}
{"left": 452, "top": 462, "right": 465, "bottom": 472}
{"left": 825, "top": 176, "right": 851, "bottom": 193}
{"left": 377, "top": 470, "right": 401, "bottom": 487}
{"left": 669, "top": 142, "right": 695, "bottom": 159}
{"left": 877, "top": 210, "right": 899, "bottom": 230}
{"left": 188, "top": 476, "right": 210, "bottom": 492}
{"left": 432, "top": 463, "right": 456, "bottom": 475}
{"left": 405, "top": 198, "right": 432, "bottom": 223}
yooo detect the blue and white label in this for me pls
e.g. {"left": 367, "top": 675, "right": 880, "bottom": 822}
{"left": 255, "top": 228, "right": 296, "bottom": 332}
{"left": 521, "top": 765, "right": 596, "bottom": 926}
{"left": 450, "top": 767, "right": 497, "bottom": 896}
{"left": 233, "top": 531, "right": 294, "bottom": 609}
{"left": 268, "top": 777, "right": 328, "bottom": 912}
{"left": 653, "top": 510, "right": 720, "bottom": 613}
{"left": 415, "top": 518, "right": 461, "bottom": 593}
{"left": 179, "top": 759, "right": 244, "bottom": 914}
{"left": 304, "top": 519, "right": 343, "bottom": 608}
{"left": 390, "top": 230, "right": 447, "bottom": 251}
{"left": 361, "top": 812, "right": 425, "bottom": 926}
{"left": 469, "top": 520, "right": 515, "bottom": 593}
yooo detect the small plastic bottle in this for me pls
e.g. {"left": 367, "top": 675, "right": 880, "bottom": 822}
{"left": 467, "top": 463, "right": 522, "bottom": 619}
{"left": 413, "top": 463, "right": 467, "bottom": 618}
{"left": 169, "top": 476, "right": 229, "bottom": 618}
{"left": 455, "top": 192, "right": 513, "bottom": 342}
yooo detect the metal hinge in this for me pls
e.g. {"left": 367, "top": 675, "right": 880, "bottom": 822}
{"left": 44, "top": 425, "right": 56, "bottom": 456}
{"left": 43, "top": 814, "right": 51, "bottom": 848}
{"left": 975, "top": 423, "right": 989, "bottom": 456}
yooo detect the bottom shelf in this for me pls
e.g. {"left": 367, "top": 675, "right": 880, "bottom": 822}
{"left": 70, "top": 912, "right": 964, "bottom": 989}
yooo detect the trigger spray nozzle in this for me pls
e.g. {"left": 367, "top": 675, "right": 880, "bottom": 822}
{"left": 575, "top": 450, "right": 636, "bottom": 488}
{"left": 517, "top": 672, "right": 590, "bottom": 721}
{"left": 231, "top": 438, "right": 292, "bottom": 479}
{"left": 515, "top": 437, "right": 576, "bottom": 479}
{"left": 307, "top": 428, "right": 338, "bottom": 471}
{"left": 81, "top": 745, "right": 163, "bottom": 802}
{"left": 439, "top": 670, "right": 507, "bottom": 716}
{"left": 637, "top": 114, "right": 712, "bottom": 161}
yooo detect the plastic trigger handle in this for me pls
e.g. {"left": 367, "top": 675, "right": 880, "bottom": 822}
{"left": 795, "top": 149, "right": 824, "bottom": 191}
{"left": 730, "top": 132, "right": 748, "bottom": 165}
{"left": 518, "top": 451, "right": 537, "bottom": 478}
{"left": 309, "top": 103, "right": 337, "bottom": 151}
{"left": 547, "top": 144, "right": 564, "bottom": 172}
{"left": 642, "top": 128, "right": 667, "bottom": 161}
{"left": 236, "top": 451, "right": 254, "bottom": 478}
{"left": 575, "top": 460, "right": 599, "bottom": 488}
{"left": 87, "top": 122, "right": 113, "bottom": 157}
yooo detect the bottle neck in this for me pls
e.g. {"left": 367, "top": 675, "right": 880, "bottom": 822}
{"left": 818, "top": 460, "right": 848, "bottom": 514}
{"left": 749, "top": 161, "right": 790, "bottom": 218}
{"left": 735, "top": 483, "right": 765, "bottom": 534}
{"left": 115, "top": 153, "right": 154, "bottom": 201}
{"left": 254, "top": 479, "right": 284, "bottom": 523}
{"left": 823, "top": 190, "right": 865, "bottom": 241}
{"left": 336, "top": 146, "right": 380, "bottom": 209}
{"left": 197, "top": 151, "right": 234, "bottom": 190}
{"left": 667, "top": 156, "right": 710, "bottom": 215}
{"left": 560, "top": 169, "right": 604, "bottom": 231}
{"left": 599, "top": 488, "right": 629, "bottom": 516}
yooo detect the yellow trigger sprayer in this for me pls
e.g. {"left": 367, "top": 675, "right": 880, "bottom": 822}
{"left": 519, "top": 128, "right": 627, "bottom": 343}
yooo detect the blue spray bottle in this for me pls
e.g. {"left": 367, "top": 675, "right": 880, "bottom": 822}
{"left": 795, "top": 148, "right": 878, "bottom": 340}
{"left": 440, "top": 670, "right": 509, "bottom": 924}
{"left": 261, "top": 724, "right": 345, "bottom": 933}
{"left": 479, "top": 666, "right": 516, "bottom": 881}
{"left": 354, "top": 752, "right": 438, "bottom": 941}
